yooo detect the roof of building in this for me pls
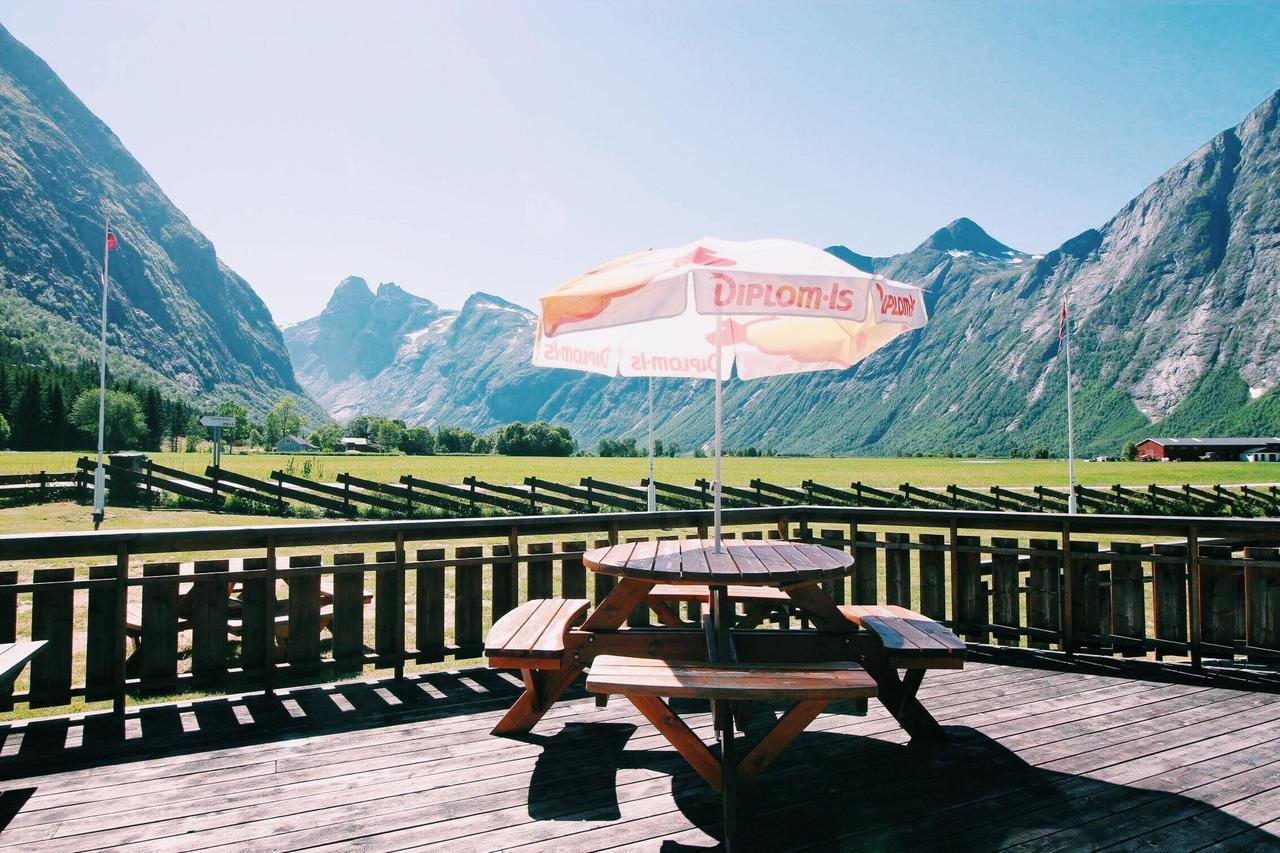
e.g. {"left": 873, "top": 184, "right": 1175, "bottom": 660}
{"left": 341, "top": 437, "right": 371, "bottom": 445}
{"left": 1140, "top": 437, "right": 1280, "bottom": 448}
{"left": 277, "top": 435, "right": 317, "bottom": 447}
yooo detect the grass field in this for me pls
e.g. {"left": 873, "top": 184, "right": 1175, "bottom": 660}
{"left": 3, "top": 450, "right": 1279, "bottom": 490}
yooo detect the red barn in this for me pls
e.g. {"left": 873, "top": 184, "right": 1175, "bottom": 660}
{"left": 1135, "top": 437, "right": 1280, "bottom": 462}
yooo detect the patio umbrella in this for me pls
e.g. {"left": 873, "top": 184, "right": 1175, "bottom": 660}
{"left": 532, "top": 236, "right": 928, "bottom": 550}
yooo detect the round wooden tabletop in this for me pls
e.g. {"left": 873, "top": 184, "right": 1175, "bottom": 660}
{"left": 583, "top": 538, "right": 854, "bottom": 586}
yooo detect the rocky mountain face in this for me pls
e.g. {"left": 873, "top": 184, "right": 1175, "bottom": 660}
{"left": 291, "top": 89, "right": 1280, "bottom": 456}
{"left": 283, "top": 278, "right": 562, "bottom": 428}
{"left": 0, "top": 24, "right": 307, "bottom": 414}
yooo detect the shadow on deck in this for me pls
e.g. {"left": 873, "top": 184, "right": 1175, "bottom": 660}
{"left": 1, "top": 663, "right": 1279, "bottom": 851}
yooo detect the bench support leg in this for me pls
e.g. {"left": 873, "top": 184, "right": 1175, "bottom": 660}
{"left": 648, "top": 599, "right": 692, "bottom": 629}
{"left": 491, "top": 664, "right": 582, "bottom": 736}
{"left": 864, "top": 656, "right": 946, "bottom": 743}
{"left": 628, "top": 694, "right": 722, "bottom": 790}
{"left": 737, "top": 698, "right": 829, "bottom": 783}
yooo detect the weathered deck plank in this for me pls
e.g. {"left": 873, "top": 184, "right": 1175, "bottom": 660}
{"left": 0, "top": 663, "right": 1277, "bottom": 851}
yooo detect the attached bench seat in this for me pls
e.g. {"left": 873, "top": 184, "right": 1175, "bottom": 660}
{"left": 646, "top": 584, "right": 791, "bottom": 605}
{"left": 586, "top": 655, "right": 878, "bottom": 701}
{"left": 646, "top": 583, "right": 792, "bottom": 628}
{"left": 485, "top": 598, "right": 589, "bottom": 671}
{"left": 839, "top": 604, "right": 966, "bottom": 669}
{"left": 588, "top": 654, "right": 877, "bottom": 838}
{"left": 0, "top": 641, "right": 45, "bottom": 686}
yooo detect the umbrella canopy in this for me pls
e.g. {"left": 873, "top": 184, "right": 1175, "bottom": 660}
{"left": 531, "top": 236, "right": 928, "bottom": 548}
{"left": 533, "top": 236, "right": 927, "bottom": 379}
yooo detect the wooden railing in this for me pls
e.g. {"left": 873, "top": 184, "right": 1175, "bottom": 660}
{"left": 2, "top": 505, "right": 1279, "bottom": 717}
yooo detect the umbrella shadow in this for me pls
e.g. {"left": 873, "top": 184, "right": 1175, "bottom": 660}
{"left": 525, "top": 709, "right": 1278, "bottom": 850}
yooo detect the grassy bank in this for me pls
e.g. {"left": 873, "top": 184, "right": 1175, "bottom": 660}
{"left": 2, "top": 450, "right": 1278, "bottom": 489}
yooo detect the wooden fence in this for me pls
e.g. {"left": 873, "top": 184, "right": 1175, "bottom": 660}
{"left": 0, "top": 471, "right": 80, "bottom": 503}
{"left": 42, "top": 458, "right": 1280, "bottom": 519}
{"left": 2, "top": 505, "right": 1280, "bottom": 717}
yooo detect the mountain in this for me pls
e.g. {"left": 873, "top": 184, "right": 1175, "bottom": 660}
{"left": 283, "top": 278, "right": 563, "bottom": 428}
{"left": 290, "top": 90, "right": 1280, "bottom": 456}
{"left": 0, "top": 24, "right": 307, "bottom": 414}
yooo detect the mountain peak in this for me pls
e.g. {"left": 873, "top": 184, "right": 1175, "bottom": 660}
{"left": 327, "top": 274, "right": 373, "bottom": 307}
{"left": 462, "top": 291, "right": 532, "bottom": 315}
{"left": 920, "top": 218, "right": 1019, "bottom": 257}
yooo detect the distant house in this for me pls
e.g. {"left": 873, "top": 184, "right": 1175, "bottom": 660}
{"left": 275, "top": 435, "right": 318, "bottom": 453}
{"left": 341, "top": 437, "right": 382, "bottom": 453}
{"left": 1136, "top": 437, "right": 1280, "bottom": 462}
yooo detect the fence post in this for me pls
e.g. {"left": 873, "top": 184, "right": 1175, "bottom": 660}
{"left": 395, "top": 531, "right": 406, "bottom": 680}
{"left": 264, "top": 536, "right": 277, "bottom": 695}
{"left": 1060, "top": 520, "right": 1074, "bottom": 655}
{"left": 1188, "top": 524, "right": 1202, "bottom": 669}
{"left": 113, "top": 541, "right": 129, "bottom": 716}
{"left": 947, "top": 519, "right": 960, "bottom": 630}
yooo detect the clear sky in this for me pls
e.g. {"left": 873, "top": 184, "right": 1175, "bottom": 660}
{"left": 3, "top": 1, "right": 1278, "bottom": 325}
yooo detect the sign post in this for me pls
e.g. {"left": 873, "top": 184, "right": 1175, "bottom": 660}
{"left": 200, "top": 415, "right": 236, "bottom": 469}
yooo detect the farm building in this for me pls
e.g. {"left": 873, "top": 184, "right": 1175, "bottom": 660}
{"left": 1136, "top": 437, "right": 1280, "bottom": 462}
{"left": 274, "top": 435, "right": 318, "bottom": 453}
{"left": 341, "top": 437, "right": 382, "bottom": 453}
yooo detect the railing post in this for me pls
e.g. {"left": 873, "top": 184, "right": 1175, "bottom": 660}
{"left": 395, "top": 530, "right": 406, "bottom": 680}
{"left": 264, "top": 536, "right": 277, "bottom": 695}
{"left": 948, "top": 519, "right": 960, "bottom": 630}
{"left": 1188, "top": 524, "right": 1202, "bottom": 669}
{"left": 113, "top": 541, "right": 129, "bottom": 716}
{"left": 1060, "top": 519, "right": 1074, "bottom": 655}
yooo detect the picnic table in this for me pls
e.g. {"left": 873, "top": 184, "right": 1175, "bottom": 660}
{"left": 0, "top": 641, "right": 45, "bottom": 689}
{"left": 486, "top": 538, "right": 965, "bottom": 847}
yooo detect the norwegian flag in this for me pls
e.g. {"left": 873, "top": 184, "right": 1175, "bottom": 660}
{"left": 1058, "top": 300, "right": 1067, "bottom": 346}
{"left": 106, "top": 230, "right": 117, "bottom": 251}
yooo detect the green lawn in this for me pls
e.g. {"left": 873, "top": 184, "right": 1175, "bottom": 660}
{"left": 3, "top": 450, "right": 1279, "bottom": 490}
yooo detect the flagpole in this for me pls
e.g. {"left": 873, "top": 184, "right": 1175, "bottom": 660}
{"left": 92, "top": 214, "right": 110, "bottom": 530}
{"left": 646, "top": 376, "right": 656, "bottom": 513}
{"left": 1064, "top": 293, "right": 1078, "bottom": 515}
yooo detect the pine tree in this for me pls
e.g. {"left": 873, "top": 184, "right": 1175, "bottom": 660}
{"left": 11, "top": 374, "right": 43, "bottom": 450}
{"left": 143, "top": 387, "right": 164, "bottom": 451}
{"left": 46, "top": 382, "right": 67, "bottom": 450}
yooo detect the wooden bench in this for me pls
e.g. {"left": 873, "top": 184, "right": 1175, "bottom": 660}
{"left": 587, "top": 654, "right": 877, "bottom": 847}
{"left": 838, "top": 604, "right": 966, "bottom": 669}
{"left": 485, "top": 598, "right": 591, "bottom": 735}
{"left": 0, "top": 641, "right": 45, "bottom": 687}
{"left": 646, "top": 583, "right": 792, "bottom": 629}
{"left": 838, "top": 604, "right": 965, "bottom": 743}
{"left": 485, "top": 598, "right": 590, "bottom": 670}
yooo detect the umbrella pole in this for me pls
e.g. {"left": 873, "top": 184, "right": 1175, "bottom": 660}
{"left": 647, "top": 377, "right": 656, "bottom": 513}
{"left": 713, "top": 320, "right": 723, "bottom": 552}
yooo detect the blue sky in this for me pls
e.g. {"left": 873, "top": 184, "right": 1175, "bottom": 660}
{"left": 4, "top": 1, "right": 1278, "bottom": 324}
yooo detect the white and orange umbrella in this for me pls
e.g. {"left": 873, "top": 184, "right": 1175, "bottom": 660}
{"left": 532, "top": 236, "right": 928, "bottom": 548}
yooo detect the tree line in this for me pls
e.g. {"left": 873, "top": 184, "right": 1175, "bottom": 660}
{"left": 0, "top": 355, "right": 193, "bottom": 452}
{"left": 0, "top": 351, "right": 683, "bottom": 459}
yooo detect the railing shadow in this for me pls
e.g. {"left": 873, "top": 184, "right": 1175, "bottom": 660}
{"left": 0, "top": 668, "right": 589, "bottom": 783}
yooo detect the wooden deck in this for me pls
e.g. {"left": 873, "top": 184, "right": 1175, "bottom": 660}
{"left": 1, "top": 662, "right": 1278, "bottom": 851}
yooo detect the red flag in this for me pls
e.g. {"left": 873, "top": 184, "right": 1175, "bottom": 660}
{"left": 106, "top": 230, "right": 117, "bottom": 251}
{"left": 1058, "top": 301, "right": 1067, "bottom": 345}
